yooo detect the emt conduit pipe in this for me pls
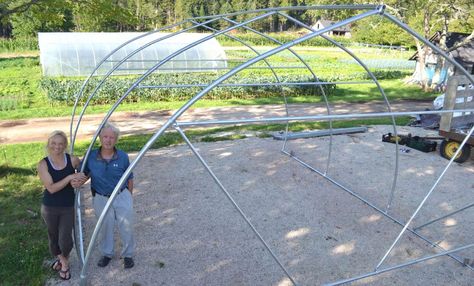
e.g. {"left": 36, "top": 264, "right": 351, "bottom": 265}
{"left": 78, "top": 8, "right": 382, "bottom": 285}
{"left": 73, "top": 5, "right": 474, "bottom": 285}
{"left": 78, "top": 11, "right": 281, "bottom": 284}
{"left": 373, "top": 11, "right": 474, "bottom": 271}
{"left": 279, "top": 11, "right": 400, "bottom": 212}
{"left": 71, "top": 17, "right": 222, "bottom": 151}
{"left": 70, "top": 20, "right": 193, "bottom": 151}
{"left": 221, "top": 15, "right": 331, "bottom": 174}
{"left": 70, "top": 22, "right": 194, "bottom": 264}
{"left": 72, "top": 18, "right": 223, "bottom": 263}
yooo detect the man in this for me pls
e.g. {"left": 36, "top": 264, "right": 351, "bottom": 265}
{"left": 84, "top": 122, "right": 135, "bottom": 269}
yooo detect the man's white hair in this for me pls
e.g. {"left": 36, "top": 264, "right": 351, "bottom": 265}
{"left": 100, "top": 122, "right": 120, "bottom": 138}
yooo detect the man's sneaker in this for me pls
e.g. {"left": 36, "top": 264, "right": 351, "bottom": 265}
{"left": 124, "top": 257, "right": 134, "bottom": 269}
{"left": 97, "top": 256, "right": 111, "bottom": 267}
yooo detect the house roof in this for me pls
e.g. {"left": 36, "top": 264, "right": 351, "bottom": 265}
{"left": 313, "top": 19, "right": 351, "bottom": 32}
{"left": 409, "top": 32, "right": 474, "bottom": 67}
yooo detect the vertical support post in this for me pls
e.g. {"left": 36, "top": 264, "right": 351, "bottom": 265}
{"left": 74, "top": 190, "right": 85, "bottom": 265}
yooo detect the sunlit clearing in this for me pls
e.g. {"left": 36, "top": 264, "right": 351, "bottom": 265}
{"left": 359, "top": 214, "right": 381, "bottom": 223}
{"left": 439, "top": 202, "right": 453, "bottom": 211}
{"left": 332, "top": 242, "right": 355, "bottom": 255}
{"left": 288, "top": 258, "right": 301, "bottom": 267}
{"left": 218, "top": 151, "right": 232, "bottom": 158}
{"left": 403, "top": 167, "right": 418, "bottom": 174}
{"left": 206, "top": 259, "right": 231, "bottom": 273}
{"left": 158, "top": 217, "right": 174, "bottom": 226}
{"left": 438, "top": 241, "right": 451, "bottom": 249}
{"left": 353, "top": 276, "right": 377, "bottom": 285}
{"left": 266, "top": 169, "right": 277, "bottom": 176}
{"left": 277, "top": 277, "right": 293, "bottom": 286}
{"left": 285, "top": 228, "right": 310, "bottom": 239}
{"left": 162, "top": 208, "right": 176, "bottom": 214}
{"left": 425, "top": 168, "right": 435, "bottom": 175}
{"left": 444, "top": 218, "right": 457, "bottom": 227}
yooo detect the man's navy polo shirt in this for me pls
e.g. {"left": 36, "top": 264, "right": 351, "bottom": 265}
{"left": 84, "top": 148, "right": 134, "bottom": 196}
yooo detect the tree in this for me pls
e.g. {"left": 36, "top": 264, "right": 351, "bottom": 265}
{"left": 71, "top": 0, "right": 135, "bottom": 32}
{"left": 352, "top": 17, "right": 413, "bottom": 47}
{"left": 0, "top": 0, "right": 42, "bottom": 21}
{"left": 9, "top": 0, "right": 73, "bottom": 38}
{"left": 0, "top": 0, "right": 73, "bottom": 37}
{"left": 386, "top": 0, "right": 474, "bottom": 90}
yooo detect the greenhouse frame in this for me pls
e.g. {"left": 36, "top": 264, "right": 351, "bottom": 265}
{"left": 68, "top": 4, "right": 474, "bottom": 286}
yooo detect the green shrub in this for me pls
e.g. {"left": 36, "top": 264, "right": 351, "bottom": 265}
{"left": 367, "top": 70, "right": 409, "bottom": 80}
{"left": 216, "top": 32, "right": 352, "bottom": 47}
{"left": 0, "top": 95, "right": 25, "bottom": 111}
{"left": 40, "top": 72, "right": 337, "bottom": 105}
{"left": 0, "top": 37, "right": 39, "bottom": 53}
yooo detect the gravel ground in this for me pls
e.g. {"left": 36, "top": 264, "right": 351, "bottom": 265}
{"left": 50, "top": 125, "right": 473, "bottom": 286}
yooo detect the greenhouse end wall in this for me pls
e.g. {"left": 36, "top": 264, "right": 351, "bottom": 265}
{"left": 38, "top": 32, "right": 227, "bottom": 77}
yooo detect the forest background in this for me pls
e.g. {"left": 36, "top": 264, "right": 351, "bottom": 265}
{"left": 0, "top": 0, "right": 473, "bottom": 50}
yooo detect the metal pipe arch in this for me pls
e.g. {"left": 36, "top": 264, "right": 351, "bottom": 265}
{"left": 192, "top": 4, "right": 379, "bottom": 20}
{"left": 221, "top": 14, "right": 331, "bottom": 169}
{"left": 76, "top": 5, "right": 474, "bottom": 284}
{"left": 70, "top": 20, "right": 194, "bottom": 152}
{"left": 78, "top": 11, "right": 281, "bottom": 284}
{"left": 78, "top": 8, "right": 382, "bottom": 285}
{"left": 278, "top": 12, "right": 401, "bottom": 211}
{"left": 72, "top": 18, "right": 222, "bottom": 266}
{"left": 373, "top": 11, "right": 474, "bottom": 270}
{"left": 71, "top": 25, "right": 192, "bottom": 266}
{"left": 71, "top": 17, "right": 221, "bottom": 154}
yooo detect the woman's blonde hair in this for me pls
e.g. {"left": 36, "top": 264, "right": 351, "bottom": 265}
{"left": 46, "top": 130, "right": 68, "bottom": 153}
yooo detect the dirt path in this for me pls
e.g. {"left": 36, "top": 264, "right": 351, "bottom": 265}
{"left": 0, "top": 101, "right": 432, "bottom": 144}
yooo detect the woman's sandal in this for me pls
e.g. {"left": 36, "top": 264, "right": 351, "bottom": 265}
{"left": 51, "top": 259, "right": 62, "bottom": 272}
{"left": 59, "top": 268, "right": 71, "bottom": 280}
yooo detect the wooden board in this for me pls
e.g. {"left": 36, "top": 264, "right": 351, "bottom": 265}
{"left": 439, "top": 75, "right": 474, "bottom": 144}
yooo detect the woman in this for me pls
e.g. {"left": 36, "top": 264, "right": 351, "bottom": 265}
{"left": 37, "top": 131, "right": 86, "bottom": 280}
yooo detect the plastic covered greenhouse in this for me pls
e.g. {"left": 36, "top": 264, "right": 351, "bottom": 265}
{"left": 38, "top": 32, "right": 227, "bottom": 77}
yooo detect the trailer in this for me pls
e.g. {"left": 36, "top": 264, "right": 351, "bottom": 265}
{"left": 438, "top": 75, "right": 474, "bottom": 163}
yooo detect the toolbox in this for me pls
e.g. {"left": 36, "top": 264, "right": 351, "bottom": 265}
{"left": 382, "top": 133, "right": 438, "bottom": 153}
{"left": 406, "top": 136, "right": 437, "bottom": 152}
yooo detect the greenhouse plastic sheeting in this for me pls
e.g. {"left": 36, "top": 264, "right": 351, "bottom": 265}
{"left": 38, "top": 32, "right": 227, "bottom": 77}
